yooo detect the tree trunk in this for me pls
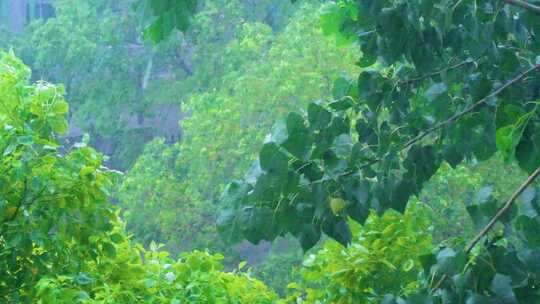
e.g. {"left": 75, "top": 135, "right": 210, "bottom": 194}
{"left": 7, "top": 0, "right": 27, "bottom": 33}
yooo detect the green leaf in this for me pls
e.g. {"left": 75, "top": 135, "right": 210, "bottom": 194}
{"left": 102, "top": 242, "right": 116, "bottom": 258}
{"left": 296, "top": 224, "right": 321, "bottom": 251}
{"left": 3, "top": 143, "right": 17, "bottom": 157}
{"left": 329, "top": 197, "right": 346, "bottom": 215}
{"left": 307, "top": 102, "right": 331, "bottom": 130}
{"left": 238, "top": 261, "right": 247, "bottom": 270}
{"left": 319, "top": 2, "right": 358, "bottom": 46}
{"left": 496, "top": 125, "right": 521, "bottom": 158}
{"left": 466, "top": 187, "right": 505, "bottom": 230}
{"left": 435, "top": 248, "right": 466, "bottom": 276}
{"left": 515, "top": 216, "right": 540, "bottom": 247}
{"left": 518, "top": 187, "right": 538, "bottom": 218}
{"left": 495, "top": 104, "right": 531, "bottom": 159}
{"left": 469, "top": 73, "right": 492, "bottom": 101}
{"left": 74, "top": 273, "right": 93, "bottom": 286}
{"left": 328, "top": 97, "right": 354, "bottom": 111}
{"left": 17, "top": 135, "right": 34, "bottom": 146}
{"left": 143, "top": 0, "right": 197, "bottom": 43}
{"left": 332, "top": 134, "right": 352, "bottom": 157}
{"left": 110, "top": 233, "right": 124, "bottom": 244}
{"left": 516, "top": 123, "right": 540, "bottom": 173}
{"left": 269, "top": 119, "right": 288, "bottom": 144}
{"left": 49, "top": 116, "right": 68, "bottom": 134}
{"left": 496, "top": 104, "right": 526, "bottom": 128}
{"left": 259, "top": 143, "right": 288, "bottom": 175}
{"left": 322, "top": 218, "right": 351, "bottom": 247}
{"left": 282, "top": 112, "right": 312, "bottom": 160}
{"left": 491, "top": 274, "right": 516, "bottom": 301}
{"left": 332, "top": 76, "right": 352, "bottom": 100}
{"left": 52, "top": 100, "right": 69, "bottom": 114}
{"left": 402, "top": 259, "right": 415, "bottom": 272}
{"left": 143, "top": 17, "right": 165, "bottom": 43}
{"left": 424, "top": 83, "right": 447, "bottom": 102}
{"left": 357, "top": 53, "right": 377, "bottom": 67}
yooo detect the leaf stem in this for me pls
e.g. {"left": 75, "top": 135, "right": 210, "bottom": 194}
{"left": 399, "top": 57, "right": 477, "bottom": 85}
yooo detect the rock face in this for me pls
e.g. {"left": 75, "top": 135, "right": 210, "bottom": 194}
{"left": 64, "top": 103, "right": 186, "bottom": 168}
{"left": 233, "top": 238, "right": 296, "bottom": 266}
{"left": 234, "top": 241, "right": 273, "bottom": 265}
{"left": 120, "top": 104, "right": 185, "bottom": 144}
{"left": 67, "top": 104, "right": 185, "bottom": 142}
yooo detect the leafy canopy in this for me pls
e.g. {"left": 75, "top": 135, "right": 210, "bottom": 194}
{"left": 118, "top": 2, "right": 359, "bottom": 256}
{"left": 140, "top": 0, "right": 198, "bottom": 43}
{"left": 287, "top": 205, "right": 433, "bottom": 303}
{"left": 219, "top": 0, "right": 540, "bottom": 302}
{"left": 0, "top": 52, "right": 278, "bottom": 304}
{"left": 0, "top": 51, "right": 120, "bottom": 302}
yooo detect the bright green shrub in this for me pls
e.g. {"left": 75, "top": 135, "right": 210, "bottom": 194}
{"left": 0, "top": 52, "right": 278, "bottom": 304}
{"left": 36, "top": 239, "right": 278, "bottom": 303}
{"left": 287, "top": 205, "right": 434, "bottom": 303}
{"left": 0, "top": 51, "right": 120, "bottom": 302}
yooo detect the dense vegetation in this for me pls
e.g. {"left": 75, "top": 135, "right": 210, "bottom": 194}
{"left": 219, "top": 0, "right": 540, "bottom": 302}
{"left": 2, "top": 0, "right": 540, "bottom": 303}
{"left": 118, "top": 2, "right": 359, "bottom": 258}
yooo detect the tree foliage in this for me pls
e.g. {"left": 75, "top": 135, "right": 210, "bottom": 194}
{"left": 0, "top": 51, "right": 278, "bottom": 304}
{"left": 0, "top": 51, "right": 118, "bottom": 301}
{"left": 9, "top": 0, "right": 172, "bottom": 168}
{"left": 287, "top": 205, "right": 433, "bottom": 303}
{"left": 140, "top": 0, "right": 198, "bottom": 43}
{"left": 5, "top": 0, "right": 300, "bottom": 169}
{"left": 36, "top": 245, "right": 277, "bottom": 304}
{"left": 5, "top": 0, "right": 540, "bottom": 302}
{"left": 219, "top": 0, "right": 540, "bottom": 302}
{"left": 118, "top": 2, "right": 359, "bottom": 256}
{"left": 116, "top": 139, "right": 220, "bottom": 254}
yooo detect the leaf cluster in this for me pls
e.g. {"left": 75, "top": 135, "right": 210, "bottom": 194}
{"left": 219, "top": 0, "right": 540, "bottom": 302}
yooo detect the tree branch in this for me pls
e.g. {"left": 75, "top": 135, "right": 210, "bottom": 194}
{"left": 399, "top": 57, "right": 477, "bottom": 85}
{"left": 403, "top": 63, "right": 540, "bottom": 150}
{"left": 0, "top": 182, "right": 46, "bottom": 237}
{"left": 0, "top": 180, "right": 27, "bottom": 238}
{"left": 465, "top": 164, "right": 540, "bottom": 253}
{"left": 430, "top": 164, "right": 540, "bottom": 292}
{"left": 1, "top": 179, "right": 27, "bottom": 225}
{"left": 348, "top": 63, "right": 540, "bottom": 175}
{"left": 503, "top": 0, "right": 540, "bottom": 14}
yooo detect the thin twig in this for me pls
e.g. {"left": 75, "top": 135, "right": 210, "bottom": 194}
{"left": 1, "top": 179, "right": 27, "bottom": 225}
{"left": 403, "top": 63, "right": 540, "bottom": 150}
{"left": 431, "top": 164, "right": 540, "bottom": 291}
{"left": 431, "top": 274, "right": 447, "bottom": 291}
{"left": 503, "top": 0, "right": 540, "bottom": 14}
{"left": 399, "top": 58, "right": 477, "bottom": 85}
{"left": 344, "top": 63, "right": 540, "bottom": 175}
{"left": 307, "top": 157, "right": 380, "bottom": 185}
{"left": 0, "top": 179, "right": 27, "bottom": 238}
{"left": 0, "top": 183, "right": 46, "bottom": 237}
{"left": 465, "top": 165, "right": 540, "bottom": 253}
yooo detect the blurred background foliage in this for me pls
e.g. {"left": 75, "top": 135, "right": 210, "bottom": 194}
{"left": 0, "top": 0, "right": 535, "bottom": 301}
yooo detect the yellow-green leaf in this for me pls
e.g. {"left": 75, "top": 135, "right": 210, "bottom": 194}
{"left": 330, "top": 197, "right": 346, "bottom": 215}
